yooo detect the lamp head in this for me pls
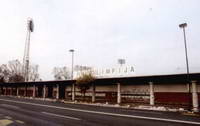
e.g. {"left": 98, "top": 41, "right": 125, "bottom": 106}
{"left": 27, "top": 18, "right": 34, "bottom": 32}
{"left": 179, "top": 23, "right": 187, "bottom": 28}
{"left": 118, "top": 59, "right": 125, "bottom": 65}
{"left": 69, "top": 49, "right": 74, "bottom": 52}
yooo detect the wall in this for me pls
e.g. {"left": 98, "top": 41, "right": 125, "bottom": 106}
{"left": 154, "top": 84, "right": 187, "bottom": 92}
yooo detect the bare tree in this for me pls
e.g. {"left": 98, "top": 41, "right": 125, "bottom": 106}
{"left": 29, "top": 65, "right": 40, "bottom": 81}
{"left": 0, "top": 65, "right": 7, "bottom": 82}
{"left": 0, "top": 64, "right": 11, "bottom": 82}
{"left": 52, "top": 66, "right": 70, "bottom": 80}
{"left": 0, "top": 59, "right": 40, "bottom": 82}
{"left": 7, "top": 60, "right": 24, "bottom": 82}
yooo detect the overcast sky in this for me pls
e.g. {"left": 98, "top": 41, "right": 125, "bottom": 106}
{"left": 0, "top": 0, "right": 199, "bottom": 80}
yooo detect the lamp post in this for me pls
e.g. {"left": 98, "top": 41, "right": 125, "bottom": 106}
{"left": 179, "top": 23, "right": 191, "bottom": 110}
{"left": 69, "top": 49, "right": 75, "bottom": 80}
{"left": 69, "top": 49, "right": 75, "bottom": 101}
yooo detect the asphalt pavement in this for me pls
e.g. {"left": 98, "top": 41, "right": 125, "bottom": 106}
{"left": 0, "top": 95, "right": 199, "bottom": 126}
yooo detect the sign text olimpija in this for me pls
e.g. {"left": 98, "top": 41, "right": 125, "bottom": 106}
{"left": 75, "top": 66, "right": 135, "bottom": 78}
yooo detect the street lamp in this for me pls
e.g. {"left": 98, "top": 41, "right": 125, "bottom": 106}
{"left": 179, "top": 23, "right": 191, "bottom": 110}
{"left": 69, "top": 49, "right": 75, "bottom": 80}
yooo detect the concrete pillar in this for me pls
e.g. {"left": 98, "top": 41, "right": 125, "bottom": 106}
{"left": 56, "top": 84, "right": 59, "bottom": 99}
{"left": 16, "top": 87, "right": 19, "bottom": 96}
{"left": 117, "top": 83, "right": 121, "bottom": 104}
{"left": 92, "top": 84, "right": 96, "bottom": 103}
{"left": 72, "top": 83, "right": 75, "bottom": 101}
{"left": 191, "top": 81, "right": 199, "bottom": 112}
{"left": 43, "top": 85, "right": 46, "bottom": 98}
{"left": 33, "top": 85, "right": 36, "bottom": 98}
{"left": 149, "top": 82, "right": 155, "bottom": 106}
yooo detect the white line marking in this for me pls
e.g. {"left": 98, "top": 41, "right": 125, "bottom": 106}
{"left": 0, "top": 98, "right": 200, "bottom": 125}
{"left": 15, "top": 120, "right": 25, "bottom": 124}
{"left": 0, "top": 104, "right": 20, "bottom": 109}
{"left": 42, "top": 112, "right": 81, "bottom": 121}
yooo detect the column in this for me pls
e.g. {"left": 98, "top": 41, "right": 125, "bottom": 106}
{"left": 33, "top": 85, "right": 36, "bottom": 98}
{"left": 56, "top": 84, "right": 59, "bottom": 99}
{"left": 16, "top": 87, "right": 19, "bottom": 96}
{"left": 192, "top": 81, "right": 199, "bottom": 112}
{"left": 92, "top": 84, "right": 96, "bottom": 103}
{"left": 43, "top": 85, "right": 46, "bottom": 98}
{"left": 117, "top": 83, "right": 121, "bottom": 104}
{"left": 149, "top": 82, "right": 155, "bottom": 106}
{"left": 72, "top": 83, "right": 75, "bottom": 101}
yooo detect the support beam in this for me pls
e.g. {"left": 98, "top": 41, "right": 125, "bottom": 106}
{"left": 92, "top": 84, "right": 96, "bottom": 103}
{"left": 33, "top": 85, "right": 36, "bottom": 98}
{"left": 117, "top": 83, "right": 121, "bottom": 104}
{"left": 16, "top": 87, "right": 19, "bottom": 96}
{"left": 72, "top": 83, "right": 75, "bottom": 101}
{"left": 56, "top": 84, "right": 59, "bottom": 99}
{"left": 43, "top": 85, "right": 46, "bottom": 98}
{"left": 191, "top": 81, "right": 199, "bottom": 112}
{"left": 149, "top": 82, "right": 155, "bottom": 106}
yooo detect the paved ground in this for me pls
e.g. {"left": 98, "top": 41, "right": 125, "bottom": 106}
{"left": 0, "top": 96, "right": 199, "bottom": 126}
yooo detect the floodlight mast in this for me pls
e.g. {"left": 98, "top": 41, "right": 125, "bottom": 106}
{"left": 118, "top": 59, "right": 125, "bottom": 66}
{"left": 23, "top": 18, "right": 34, "bottom": 82}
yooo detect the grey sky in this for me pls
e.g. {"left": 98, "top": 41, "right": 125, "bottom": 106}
{"left": 0, "top": 0, "right": 199, "bottom": 80}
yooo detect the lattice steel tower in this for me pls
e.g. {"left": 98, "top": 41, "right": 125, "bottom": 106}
{"left": 23, "top": 18, "right": 34, "bottom": 82}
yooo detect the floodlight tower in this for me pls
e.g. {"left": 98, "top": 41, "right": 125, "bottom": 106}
{"left": 118, "top": 59, "right": 125, "bottom": 66}
{"left": 23, "top": 18, "right": 34, "bottom": 82}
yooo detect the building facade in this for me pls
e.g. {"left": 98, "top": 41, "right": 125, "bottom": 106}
{"left": 0, "top": 73, "right": 199, "bottom": 112}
